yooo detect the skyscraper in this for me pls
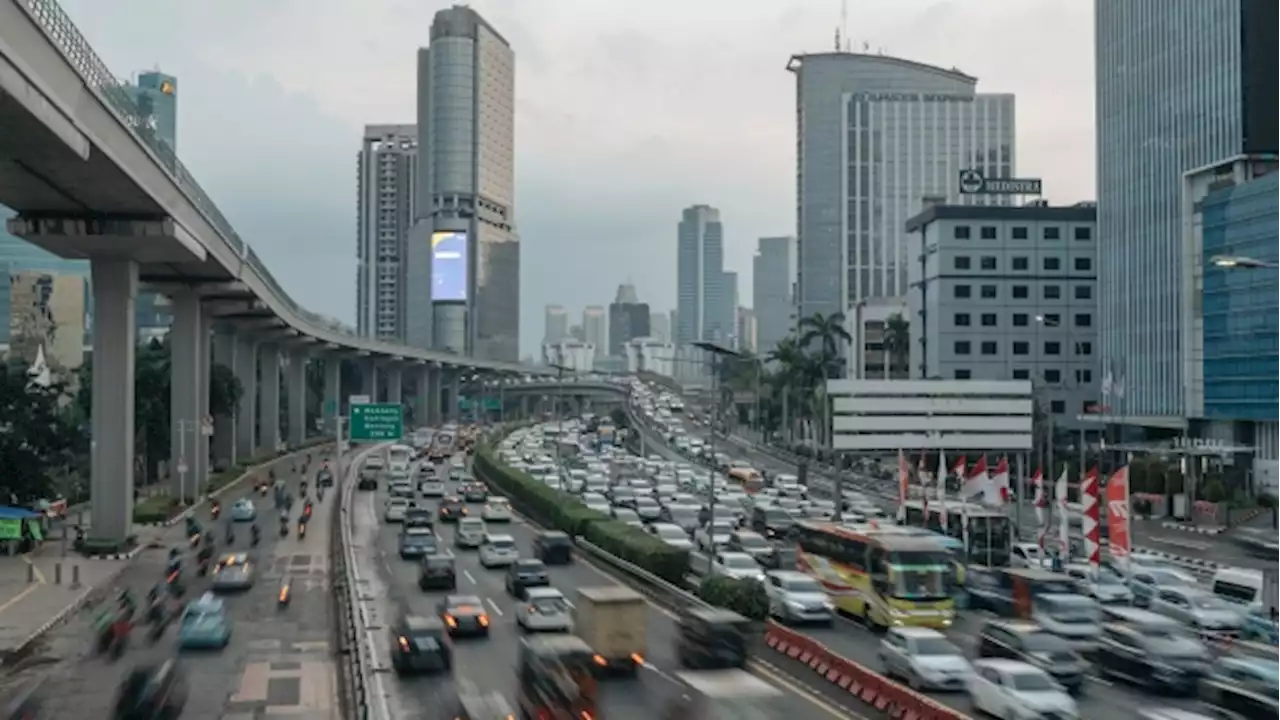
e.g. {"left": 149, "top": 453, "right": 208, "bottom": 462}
{"left": 608, "top": 283, "right": 650, "bottom": 356}
{"left": 723, "top": 271, "right": 739, "bottom": 347}
{"left": 649, "top": 311, "right": 670, "bottom": 343}
{"left": 753, "top": 236, "right": 795, "bottom": 357}
{"left": 405, "top": 6, "right": 518, "bottom": 360}
{"left": 356, "top": 125, "right": 417, "bottom": 342}
{"left": 126, "top": 71, "right": 177, "bottom": 151}
{"left": 676, "top": 205, "right": 726, "bottom": 346}
{"left": 736, "top": 307, "right": 757, "bottom": 354}
{"left": 789, "top": 52, "right": 1015, "bottom": 320}
{"left": 1096, "top": 0, "right": 1277, "bottom": 421}
{"left": 544, "top": 305, "right": 568, "bottom": 344}
{"left": 582, "top": 306, "right": 606, "bottom": 359}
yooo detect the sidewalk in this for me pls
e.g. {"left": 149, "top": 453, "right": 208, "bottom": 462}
{"left": 0, "top": 554, "right": 128, "bottom": 655}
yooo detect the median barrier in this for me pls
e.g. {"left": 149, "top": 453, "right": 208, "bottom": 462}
{"left": 762, "top": 623, "right": 972, "bottom": 720}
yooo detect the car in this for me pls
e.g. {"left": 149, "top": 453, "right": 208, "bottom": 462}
{"left": 438, "top": 497, "right": 467, "bottom": 523}
{"left": 532, "top": 530, "right": 573, "bottom": 565}
{"left": 230, "top": 499, "right": 256, "bottom": 522}
{"left": 976, "top": 620, "right": 1088, "bottom": 695}
{"left": 695, "top": 521, "right": 734, "bottom": 552}
{"left": 211, "top": 554, "right": 255, "bottom": 592}
{"left": 389, "top": 482, "right": 415, "bottom": 499}
{"left": 404, "top": 506, "right": 433, "bottom": 529}
{"left": 482, "top": 498, "right": 513, "bottom": 522}
{"left": 438, "top": 595, "right": 491, "bottom": 637}
{"left": 419, "top": 480, "right": 446, "bottom": 498}
{"left": 878, "top": 627, "right": 972, "bottom": 691}
{"left": 763, "top": 571, "right": 834, "bottom": 625}
{"left": 418, "top": 554, "right": 458, "bottom": 591}
{"left": 1148, "top": 586, "right": 1244, "bottom": 634}
{"left": 461, "top": 484, "right": 488, "bottom": 503}
{"left": 517, "top": 588, "right": 574, "bottom": 633}
{"left": 505, "top": 559, "right": 550, "bottom": 599}
{"left": 711, "top": 552, "right": 765, "bottom": 582}
{"left": 967, "top": 659, "right": 1078, "bottom": 719}
{"left": 316, "top": 468, "right": 335, "bottom": 487}
{"left": 478, "top": 533, "right": 519, "bottom": 568}
{"left": 389, "top": 614, "right": 452, "bottom": 675}
{"left": 399, "top": 528, "right": 440, "bottom": 560}
{"left": 727, "top": 530, "right": 774, "bottom": 564}
{"left": 633, "top": 497, "right": 663, "bottom": 522}
{"left": 449, "top": 466, "right": 470, "bottom": 482}
{"left": 178, "top": 593, "right": 232, "bottom": 649}
{"left": 455, "top": 518, "right": 487, "bottom": 549}
{"left": 384, "top": 498, "right": 410, "bottom": 523}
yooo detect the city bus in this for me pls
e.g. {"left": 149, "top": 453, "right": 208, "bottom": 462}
{"left": 899, "top": 499, "right": 1014, "bottom": 567}
{"left": 791, "top": 521, "right": 956, "bottom": 629}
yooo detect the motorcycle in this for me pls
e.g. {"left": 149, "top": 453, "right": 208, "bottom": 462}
{"left": 210, "top": 503, "right": 221, "bottom": 521}
{"left": 279, "top": 521, "right": 289, "bottom": 538}
{"left": 250, "top": 527, "right": 260, "bottom": 547}
{"left": 297, "top": 522, "right": 307, "bottom": 539}
{"left": 96, "top": 610, "right": 131, "bottom": 659}
{"left": 277, "top": 577, "right": 292, "bottom": 608}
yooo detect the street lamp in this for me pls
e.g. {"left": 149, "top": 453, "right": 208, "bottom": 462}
{"left": 693, "top": 341, "right": 740, "bottom": 573}
{"left": 1210, "top": 255, "right": 1279, "bottom": 269}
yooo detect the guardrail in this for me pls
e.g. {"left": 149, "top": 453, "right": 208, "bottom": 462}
{"left": 482, "top": 424, "right": 971, "bottom": 720}
{"left": 335, "top": 445, "right": 388, "bottom": 720}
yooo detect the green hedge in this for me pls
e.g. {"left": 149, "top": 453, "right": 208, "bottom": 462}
{"left": 473, "top": 440, "right": 691, "bottom": 585}
{"left": 131, "top": 437, "right": 334, "bottom": 524}
{"left": 697, "top": 575, "right": 768, "bottom": 620}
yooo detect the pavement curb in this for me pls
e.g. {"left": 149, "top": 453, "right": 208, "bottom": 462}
{"left": 1160, "top": 522, "right": 1227, "bottom": 535}
{"left": 1135, "top": 547, "right": 1223, "bottom": 570}
{"left": 8, "top": 585, "right": 99, "bottom": 661}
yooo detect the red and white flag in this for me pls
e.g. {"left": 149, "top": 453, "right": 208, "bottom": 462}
{"left": 962, "top": 456, "right": 988, "bottom": 501}
{"left": 895, "top": 449, "right": 909, "bottom": 523}
{"left": 984, "top": 456, "right": 1010, "bottom": 507}
{"left": 1031, "top": 467, "right": 1046, "bottom": 547}
{"left": 1106, "top": 465, "right": 1132, "bottom": 563}
{"left": 1055, "top": 466, "right": 1070, "bottom": 559}
{"left": 1081, "top": 466, "right": 1102, "bottom": 572}
{"left": 937, "top": 450, "right": 950, "bottom": 532}
{"left": 918, "top": 453, "right": 932, "bottom": 517}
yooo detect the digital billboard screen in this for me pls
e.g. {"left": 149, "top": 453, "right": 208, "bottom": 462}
{"left": 431, "top": 231, "right": 469, "bottom": 302}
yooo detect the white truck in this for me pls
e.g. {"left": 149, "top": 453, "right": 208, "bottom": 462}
{"left": 572, "top": 586, "right": 647, "bottom": 676}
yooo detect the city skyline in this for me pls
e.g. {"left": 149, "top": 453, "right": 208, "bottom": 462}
{"left": 57, "top": 0, "right": 1097, "bottom": 357}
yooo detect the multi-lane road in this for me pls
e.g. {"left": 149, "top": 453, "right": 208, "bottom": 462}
{"left": 347, "top": 438, "right": 853, "bottom": 719}
{"left": 627, "top": 404, "right": 1210, "bottom": 720}
{"left": 3, "top": 448, "right": 341, "bottom": 719}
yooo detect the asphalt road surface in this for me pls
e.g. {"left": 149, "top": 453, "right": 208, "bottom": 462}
{"left": 349, "top": 449, "right": 851, "bottom": 720}
{"left": 1, "top": 447, "right": 341, "bottom": 720}
{"left": 630, "top": 408, "right": 1213, "bottom": 720}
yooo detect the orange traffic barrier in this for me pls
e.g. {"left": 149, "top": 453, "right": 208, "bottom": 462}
{"left": 761, "top": 622, "right": 968, "bottom": 720}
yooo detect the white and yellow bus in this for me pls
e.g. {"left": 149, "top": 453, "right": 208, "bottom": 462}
{"left": 792, "top": 521, "right": 955, "bottom": 629}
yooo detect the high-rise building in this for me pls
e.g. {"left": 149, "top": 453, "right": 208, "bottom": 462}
{"left": 736, "top": 307, "right": 757, "bottom": 354}
{"left": 582, "top": 306, "right": 606, "bottom": 358}
{"left": 544, "top": 305, "right": 568, "bottom": 344}
{"left": 126, "top": 71, "right": 177, "bottom": 151}
{"left": 1096, "top": 0, "right": 1277, "bottom": 423}
{"left": 355, "top": 125, "right": 417, "bottom": 342}
{"left": 405, "top": 6, "right": 518, "bottom": 360}
{"left": 608, "top": 283, "right": 650, "bottom": 356}
{"left": 722, "top": 271, "right": 739, "bottom": 347}
{"left": 649, "top": 311, "right": 670, "bottom": 343}
{"left": 676, "top": 205, "right": 726, "bottom": 345}
{"left": 753, "top": 236, "right": 796, "bottom": 357}
{"left": 789, "top": 52, "right": 1016, "bottom": 322}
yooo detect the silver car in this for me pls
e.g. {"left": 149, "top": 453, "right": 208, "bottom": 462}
{"left": 1149, "top": 586, "right": 1244, "bottom": 634}
{"left": 384, "top": 498, "right": 410, "bottom": 523}
{"left": 517, "top": 587, "right": 573, "bottom": 632}
{"left": 879, "top": 627, "right": 972, "bottom": 692}
{"left": 763, "top": 571, "right": 834, "bottom": 624}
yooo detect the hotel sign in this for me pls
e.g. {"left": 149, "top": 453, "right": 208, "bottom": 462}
{"left": 958, "top": 169, "right": 1042, "bottom": 196}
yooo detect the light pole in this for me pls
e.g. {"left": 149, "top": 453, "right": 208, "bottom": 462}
{"left": 694, "top": 341, "right": 740, "bottom": 573}
{"left": 551, "top": 363, "right": 570, "bottom": 490}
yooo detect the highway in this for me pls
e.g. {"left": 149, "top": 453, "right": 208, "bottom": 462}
{"left": 348, "top": 437, "right": 851, "bottom": 719}
{"left": 626, "top": 399, "right": 1209, "bottom": 720}
{"left": 0, "top": 446, "right": 340, "bottom": 718}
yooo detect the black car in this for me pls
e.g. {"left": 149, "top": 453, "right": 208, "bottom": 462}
{"left": 357, "top": 475, "right": 377, "bottom": 491}
{"left": 504, "top": 559, "right": 550, "bottom": 599}
{"left": 976, "top": 620, "right": 1088, "bottom": 695}
{"left": 316, "top": 468, "right": 334, "bottom": 487}
{"left": 111, "top": 658, "right": 188, "bottom": 720}
{"left": 389, "top": 614, "right": 452, "bottom": 675}
{"left": 1095, "top": 608, "right": 1209, "bottom": 694}
{"left": 437, "top": 595, "right": 491, "bottom": 637}
{"left": 404, "top": 507, "right": 434, "bottom": 529}
{"left": 398, "top": 528, "right": 439, "bottom": 559}
{"left": 418, "top": 554, "right": 457, "bottom": 591}
{"left": 532, "top": 531, "right": 573, "bottom": 565}
{"left": 675, "top": 607, "right": 750, "bottom": 670}
{"left": 437, "top": 497, "right": 467, "bottom": 523}
{"left": 461, "top": 484, "right": 488, "bottom": 503}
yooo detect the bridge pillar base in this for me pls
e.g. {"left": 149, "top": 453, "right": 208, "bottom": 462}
{"left": 258, "top": 343, "right": 281, "bottom": 456}
{"left": 168, "top": 292, "right": 206, "bottom": 503}
{"left": 426, "top": 364, "right": 442, "bottom": 426}
{"left": 447, "top": 372, "right": 461, "bottom": 423}
{"left": 212, "top": 330, "right": 236, "bottom": 469}
{"left": 89, "top": 258, "right": 137, "bottom": 544}
{"left": 286, "top": 351, "right": 307, "bottom": 447}
{"left": 234, "top": 336, "right": 258, "bottom": 460}
{"left": 387, "top": 366, "right": 403, "bottom": 407}
{"left": 322, "top": 357, "right": 341, "bottom": 434}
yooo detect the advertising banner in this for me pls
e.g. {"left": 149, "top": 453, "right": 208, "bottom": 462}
{"left": 431, "top": 231, "right": 469, "bottom": 302}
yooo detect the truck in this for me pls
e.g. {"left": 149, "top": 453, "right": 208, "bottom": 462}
{"left": 572, "top": 586, "right": 647, "bottom": 676}
{"left": 662, "top": 669, "right": 787, "bottom": 719}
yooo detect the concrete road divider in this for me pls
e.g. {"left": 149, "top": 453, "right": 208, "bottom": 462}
{"left": 762, "top": 622, "right": 972, "bottom": 720}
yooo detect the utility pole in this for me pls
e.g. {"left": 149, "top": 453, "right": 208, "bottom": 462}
{"left": 694, "top": 341, "right": 741, "bottom": 575}
{"left": 551, "top": 364, "right": 569, "bottom": 490}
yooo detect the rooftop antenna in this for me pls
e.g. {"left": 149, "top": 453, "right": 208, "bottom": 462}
{"left": 835, "top": 0, "right": 848, "bottom": 52}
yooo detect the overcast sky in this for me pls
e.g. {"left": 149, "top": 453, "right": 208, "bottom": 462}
{"left": 61, "top": 0, "right": 1094, "bottom": 357}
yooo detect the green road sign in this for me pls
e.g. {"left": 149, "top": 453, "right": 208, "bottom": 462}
{"left": 459, "top": 396, "right": 501, "bottom": 411}
{"left": 350, "top": 403, "right": 404, "bottom": 441}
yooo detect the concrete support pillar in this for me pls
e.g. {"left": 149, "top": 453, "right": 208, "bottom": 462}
{"left": 198, "top": 311, "right": 212, "bottom": 490}
{"left": 89, "top": 258, "right": 137, "bottom": 544}
{"left": 259, "top": 343, "right": 282, "bottom": 455}
{"left": 168, "top": 292, "right": 204, "bottom": 503}
{"left": 427, "top": 365, "right": 443, "bottom": 426}
{"left": 323, "top": 357, "right": 341, "bottom": 434}
{"left": 362, "top": 359, "right": 379, "bottom": 401}
{"left": 212, "top": 330, "right": 237, "bottom": 469}
{"left": 520, "top": 395, "right": 530, "bottom": 419}
{"left": 448, "top": 372, "right": 461, "bottom": 423}
{"left": 287, "top": 351, "right": 308, "bottom": 446}
{"left": 234, "top": 336, "right": 258, "bottom": 460}
{"left": 413, "top": 365, "right": 430, "bottom": 429}
{"left": 387, "top": 366, "right": 403, "bottom": 406}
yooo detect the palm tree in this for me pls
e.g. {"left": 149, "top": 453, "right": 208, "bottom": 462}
{"left": 797, "top": 312, "right": 852, "bottom": 378}
{"left": 767, "top": 338, "right": 805, "bottom": 442}
{"left": 883, "top": 313, "right": 910, "bottom": 379}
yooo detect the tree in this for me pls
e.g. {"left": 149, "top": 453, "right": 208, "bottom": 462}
{"left": 77, "top": 338, "right": 243, "bottom": 483}
{"left": 883, "top": 313, "right": 911, "bottom": 379}
{"left": 0, "top": 362, "right": 81, "bottom": 502}
{"left": 797, "top": 311, "right": 851, "bottom": 374}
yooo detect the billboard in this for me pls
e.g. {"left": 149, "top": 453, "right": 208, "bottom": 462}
{"left": 431, "top": 231, "right": 468, "bottom": 302}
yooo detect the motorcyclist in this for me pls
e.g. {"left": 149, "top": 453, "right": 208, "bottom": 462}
{"left": 301, "top": 501, "right": 313, "bottom": 523}
{"left": 118, "top": 589, "right": 136, "bottom": 618}
{"left": 278, "top": 514, "right": 289, "bottom": 537}
{"left": 224, "top": 519, "right": 235, "bottom": 545}
{"left": 210, "top": 499, "right": 221, "bottom": 520}
{"left": 165, "top": 548, "right": 182, "bottom": 576}
{"left": 250, "top": 523, "right": 260, "bottom": 546}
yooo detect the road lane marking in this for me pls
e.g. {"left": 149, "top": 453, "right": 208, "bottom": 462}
{"left": 0, "top": 583, "right": 42, "bottom": 616}
{"left": 485, "top": 597, "right": 504, "bottom": 616}
{"left": 1148, "top": 536, "right": 1211, "bottom": 551}
{"left": 463, "top": 569, "right": 477, "bottom": 584}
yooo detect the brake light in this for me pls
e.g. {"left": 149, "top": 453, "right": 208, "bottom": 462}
{"left": 630, "top": 652, "right": 645, "bottom": 666}
{"left": 398, "top": 636, "right": 410, "bottom": 652}
{"left": 581, "top": 713, "right": 594, "bottom": 720}
{"left": 592, "top": 654, "right": 607, "bottom": 667}
{"left": 279, "top": 584, "right": 290, "bottom": 602}
{"left": 478, "top": 615, "right": 489, "bottom": 627}
{"left": 444, "top": 615, "right": 457, "bottom": 628}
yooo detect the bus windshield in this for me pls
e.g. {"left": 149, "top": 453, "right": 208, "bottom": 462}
{"left": 888, "top": 565, "right": 949, "bottom": 600}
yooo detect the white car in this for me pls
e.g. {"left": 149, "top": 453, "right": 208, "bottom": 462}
{"left": 712, "top": 552, "right": 765, "bottom": 582}
{"left": 695, "top": 521, "right": 735, "bottom": 552}
{"left": 419, "top": 480, "right": 445, "bottom": 497}
{"left": 482, "top": 499, "right": 513, "bottom": 522}
{"left": 648, "top": 523, "right": 694, "bottom": 551}
{"left": 455, "top": 518, "right": 487, "bottom": 548}
{"left": 967, "top": 659, "right": 1078, "bottom": 720}
{"left": 878, "top": 627, "right": 971, "bottom": 691}
{"left": 478, "top": 534, "right": 519, "bottom": 568}
{"left": 517, "top": 587, "right": 574, "bottom": 632}
{"left": 384, "top": 498, "right": 410, "bottom": 523}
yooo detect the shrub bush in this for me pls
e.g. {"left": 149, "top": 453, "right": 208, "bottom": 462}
{"left": 697, "top": 575, "right": 768, "bottom": 620}
{"left": 473, "top": 439, "right": 690, "bottom": 584}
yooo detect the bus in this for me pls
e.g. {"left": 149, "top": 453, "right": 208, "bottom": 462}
{"left": 899, "top": 499, "right": 1013, "bottom": 567}
{"left": 791, "top": 521, "right": 956, "bottom": 629}
{"left": 387, "top": 444, "right": 414, "bottom": 478}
